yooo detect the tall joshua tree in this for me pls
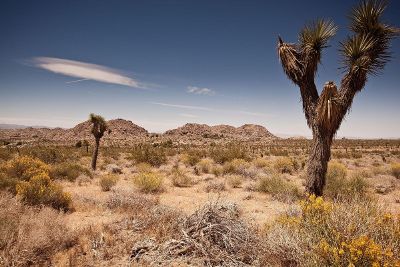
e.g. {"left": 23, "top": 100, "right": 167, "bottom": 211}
{"left": 89, "top": 113, "right": 108, "bottom": 170}
{"left": 278, "top": 0, "right": 398, "bottom": 196}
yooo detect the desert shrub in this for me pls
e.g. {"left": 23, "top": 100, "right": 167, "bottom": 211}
{"left": 211, "top": 165, "right": 223, "bottom": 177}
{"left": 227, "top": 175, "right": 243, "bottom": 188}
{"left": 170, "top": 167, "right": 192, "bottom": 187}
{"left": 204, "top": 181, "right": 226, "bottom": 193}
{"left": 223, "top": 158, "right": 249, "bottom": 175}
{"left": 180, "top": 150, "right": 203, "bottom": 166}
{"left": 134, "top": 172, "right": 164, "bottom": 193}
{"left": 197, "top": 158, "right": 214, "bottom": 173}
{"left": 16, "top": 173, "right": 72, "bottom": 211}
{"left": 252, "top": 157, "right": 270, "bottom": 168}
{"left": 264, "top": 195, "right": 400, "bottom": 266}
{"left": 0, "top": 148, "right": 13, "bottom": 161}
{"left": 325, "top": 162, "right": 369, "bottom": 200}
{"left": 135, "top": 162, "right": 153, "bottom": 173}
{"left": 0, "top": 193, "right": 77, "bottom": 266}
{"left": 145, "top": 202, "right": 264, "bottom": 266}
{"left": 1, "top": 155, "right": 50, "bottom": 182}
{"left": 21, "top": 147, "right": 67, "bottom": 164}
{"left": 273, "top": 157, "right": 296, "bottom": 174}
{"left": 257, "top": 175, "right": 301, "bottom": 203}
{"left": 210, "top": 144, "right": 249, "bottom": 164}
{"left": 391, "top": 163, "right": 400, "bottom": 179}
{"left": 130, "top": 145, "right": 167, "bottom": 167}
{"left": 50, "top": 162, "right": 92, "bottom": 182}
{"left": 99, "top": 174, "right": 118, "bottom": 191}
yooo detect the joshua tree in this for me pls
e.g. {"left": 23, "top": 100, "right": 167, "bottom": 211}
{"left": 89, "top": 113, "right": 108, "bottom": 170}
{"left": 277, "top": 0, "right": 398, "bottom": 196}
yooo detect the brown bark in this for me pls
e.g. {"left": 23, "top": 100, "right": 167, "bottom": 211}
{"left": 305, "top": 126, "right": 333, "bottom": 196}
{"left": 91, "top": 138, "right": 100, "bottom": 170}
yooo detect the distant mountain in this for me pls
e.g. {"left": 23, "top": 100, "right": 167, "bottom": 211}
{"left": 0, "top": 120, "right": 279, "bottom": 145}
{"left": 0, "top": 124, "right": 49, "bottom": 129}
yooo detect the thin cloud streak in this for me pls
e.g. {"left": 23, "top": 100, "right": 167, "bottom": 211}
{"left": 65, "top": 78, "right": 90, "bottom": 84}
{"left": 150, "top": 102, "right": 269, "bottom": 117}
{"left": 33, "top": 57, "right": 145, "bottom": 88}
{"left": 187, "top": 86, "right": 215, "bottom": 96}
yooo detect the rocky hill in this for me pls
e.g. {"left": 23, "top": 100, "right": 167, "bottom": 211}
{"left": 0, "top": 120, "right": 277, "bottom": 145}
{"left": 0, "top": 119, "right": 148, "bottom": 145}
{"left": 164, "top": 123, "right": 276, "bottom": 142}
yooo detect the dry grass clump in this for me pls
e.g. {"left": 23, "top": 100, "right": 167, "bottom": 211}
{"left": 170, "top": 167, "right": 193, "bottom": 187}
{"left": 135, "top": 162, "right": 153, "bottom": 173}
{"left": 227, "top": 175, "right": 243, "bottom": 188}
{"left": 391, "top": 163, "right": 400, "bottom": 179}
{"left": 325, "top": 161, "right": 369, "bottom": 200}
{"left": 264, "top": 195, "right": 400, "bottom": 266}
{"left": 135, "top": 202, "right": 264, "bottom": 266}
{"left": 99, "top": 174, "right": 118, "bottom": 191}
{"left": 180, "top": 150, "right": 203, "bottom": 167}
{"left": 16, "top": 173, "right": 72, "bottom": 211}
{"left": 197, "top": 158, "right": 214, "bottom": 173}
{"left": 0, "top": 193, "right": 76, "bottom": 266}
{"left": 257, "top": 175, "right": 301, "bottom": 203}
{"left": 204, "top": 181, "right": 226, "bottom": 193}
{"left": 134, "top": 171, "right": 164, "bottom": 193}
{"left": 50, "top": 162, "right": 92, "bottom": 182}
{"left": 106, "top": 190, "right": 159, "bottom": 213}
{"left": 223, "top": 158, "right": 249, "bottom": 175}
{"left": 252, "top": 157, "right": 270, "bottom": 168}
{"left": 273, "top": 157, "right": 298, "bottom": 174}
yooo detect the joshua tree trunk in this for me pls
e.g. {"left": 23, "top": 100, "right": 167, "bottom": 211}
{"left": 306, "top": 126, "right": 333, "bottom": 196}
{"left": 277, "top": 1, "right": 398, "bottom": 195}
{"left": 91, "top": 138, "right": 100, "bottom": 170}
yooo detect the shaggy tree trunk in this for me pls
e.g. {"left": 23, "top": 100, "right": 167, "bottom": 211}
{"left": 91, "top": 138, "right": 100, "bottom": 170}
{"left": 306, "top": 127, "right": 333, "bottom": 196}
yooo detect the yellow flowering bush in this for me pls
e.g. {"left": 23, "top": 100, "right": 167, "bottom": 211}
{"left": 1, "top": 155, "right": 50, "bottom": 181}
{"left": 16, "top": 173, "right": 72, "bottom": 211}
{"left": 134, "top": 171, "right": 164, "bottom": 193}
{"left": 265, "top": 195, "right": 400, "bottom": 266}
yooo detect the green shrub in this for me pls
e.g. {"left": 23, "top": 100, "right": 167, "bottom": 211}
{"left": 130, "top": 145, "right": 167, "bottom": 167}
{"left": 16, "top": 173, "right": 72, "bottom": 211}
{"left": 99, "top": 175, "right": 118, "bottom": 191}
{"left": 50, "top": 162, "right": 92, "bottom": 181}
{"left": 257, "top": 175, "right": 301, "bottom": 203}
{"left": 134, "top": 172, "right": 164, "bottom": 193}
{"left": 391, "top": 163, "right": 400, "bottom": 179}
{"left": 170, "top": 167, "right": 193, "bottom": 187}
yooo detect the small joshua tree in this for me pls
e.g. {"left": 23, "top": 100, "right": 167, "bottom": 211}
{"left": 277, "top": 0, "right": 398, "bottom": 196}
{"left": 89, "top": 113, "right": 108, "bottom": 170}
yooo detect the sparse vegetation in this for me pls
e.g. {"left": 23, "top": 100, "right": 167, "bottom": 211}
{"left": 99, "top": 174, "right": 118, "bottom": 191}
{"left": 257, "top": 175, "right": 301, "bottom": 202}
{"left": 130, "top": 144, "right": 167, "bottom": 167}
{"left": 134, "top": 171, "right": 164, "bottom": 193}
{"left": 391, "top": 163, "right": 400, "bottom": 179}
{"left": 170, "top": 167, "right": 193, "bottom": 187}
{"left": 50, "top": 162, "right": 92, "bottom": 181}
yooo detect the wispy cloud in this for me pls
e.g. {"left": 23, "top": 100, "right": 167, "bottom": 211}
{"left": 150, "top": 102, "right": 269, "bottom": 117}
{"left": 180, "top": 113, "right": 199, "bottom": 118}
{"left": 32, "top": 57, "right": 145, "bottom": 88}
{"left": 150, "top": 102, "right": 213, "bottom": 111}
{"left": 187, "top": 86, "right": 215, "bottom": 96}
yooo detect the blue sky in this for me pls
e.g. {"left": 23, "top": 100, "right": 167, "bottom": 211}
{"left": 0, "top": 0, "right": 399, "bottom": 137}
